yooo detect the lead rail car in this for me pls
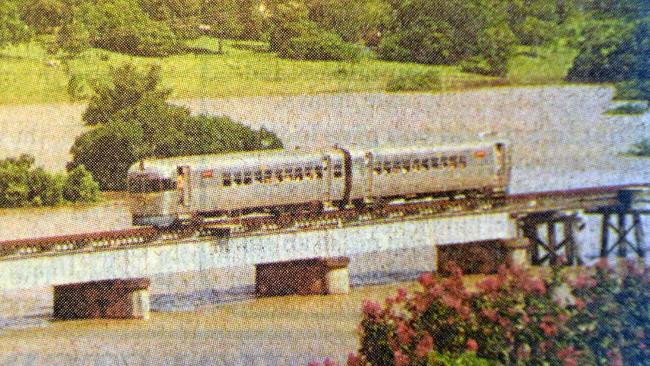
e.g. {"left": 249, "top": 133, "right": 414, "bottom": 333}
{"left": 127, "top": 141, "right": 511, "bottom": 227}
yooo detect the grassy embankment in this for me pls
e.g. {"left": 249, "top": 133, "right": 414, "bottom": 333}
{"left": 0, "top": 37, "right": 578, "bottom": 105}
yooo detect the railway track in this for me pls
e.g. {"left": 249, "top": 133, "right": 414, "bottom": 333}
{"left": 0, "top": 184, "right": 644, "bottom": 260}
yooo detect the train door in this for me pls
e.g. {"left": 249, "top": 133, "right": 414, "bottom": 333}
{"left": 177, "top": 166, "right": 192, "bottom": 209}
{"left": 322, "top": 155, "right": 331, "bottom": 203}
{"left": 364, "top": 152, "right": 373, "bottom": 201}
{"left": 494, "top": 143, "right": 506, "bottom": 176}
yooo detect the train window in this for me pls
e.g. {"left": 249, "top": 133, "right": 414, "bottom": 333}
{"left": 333, "top": 163, "right": 343, "bottom": 178}
{"left": 284, "top": 167, "right": 293, "bottom": 181}
{"left": 373, "top": 162, "right": 382, "bottom": 175}
{"left": 449, "top": 156, "right": 458, "bottom": 169}
{"left": 263, "top": 169, "right": 273, "bottom": 183}
{"left": 413, "top": 159, "right": 421, "bottom": 171}
{"left": 254, "top": 170, "right": 263, "bottom": 183}
{"left": 391, "top": 161, "right": 401, "bottom": 174}
{"left": 402, "top": 160, "right": 411, "bottom": 173}
{"left": 275, "top": 169, "right": 284, "bottom": 182}
{"left": 304, "top": 166, "right": 313, "bottom": 180}
{"left": 315, "top": 166, "right": 323, "bottom": 179}
{"left": 161, "top": 178, "right": 175, "bottom": 191}
{"left": 243, "top": 171, "right": 252, "bottom": 185}
{"left": 431, "top": 157, "right": 439, "bottom": 169}
{"left": 441, "top": 156, "right": 449, "bottom": 168}
{"left": 459, "top": 155, "right": 467, "bottom": 168}
{"left": 295, "top": 167, "right": 304, "bottom": 181}
{"left": 222, "top": 173, "right": 232, "bottom": 187}
{"left": 422, "top": 159, "right": 430, "bottom": 170}
{"left": 233, "top": 172, "right": 243, "bottom": 185}
{"left": 384, "top": 161, "right": 392, "bottom": 174}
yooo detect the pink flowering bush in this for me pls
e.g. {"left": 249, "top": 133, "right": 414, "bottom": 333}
{"left": 309, "top": 260, "right": 649, "bottom": 366}
{"left": 349, "top": 263, "right": 591, "bottom": 366}
{"left": 568, "top": 261, "right": 650, "bottom": 366}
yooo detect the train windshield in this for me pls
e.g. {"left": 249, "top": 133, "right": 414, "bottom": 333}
{"left": 127, "top": 174, "right": 175, "bottom": 193}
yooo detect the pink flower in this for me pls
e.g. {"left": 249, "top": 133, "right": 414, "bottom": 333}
{"left": 415, "top": 334, "right": 434, "bottom": 358}
{"left": 419, "top": 272, "right": 435, "bottom": 287}
{"left": 481, "top": 308, "right": 498, "bottom": 322}
{"left": 323, "top": 357, "right": 337, "bottom": 366}
{"left": 396, "top": 287, "right": 408, "bottom": 302}
{"left": 393, "top": 350, "right": 410, "bottom": 366}
{"left": 575, "top": 298, "right": 586, "bottom": 310}
{"left": 571, "top": 273, "right": 597, "bottom": 289}
{"left": 540, "top": 321, "right": 558, "bottom": 337}
{"left": 557, "top": 347, "right": 580, "bottom": 366}
{"left": 346, "top": 353, "right": 362, "bottom": 366}
{"left": 516, "top": 344, "right": 531, "bottom": 361}
{"left": 307, "top": 362, "right": 321, "bottom": 366}
{"left": 362, "top": 300, "right": 382, "bottom": 319}
{"left": 466, "top": 338, "right": 479, "bottom": 352}
{"left": 477, "top": 276, "right": 500, "bottom": 293}
{"left": 396, "top": 322, "right": 415, "bottom": 344}
{"left": 608, "top": 350, "right": 623, "bottom": 366}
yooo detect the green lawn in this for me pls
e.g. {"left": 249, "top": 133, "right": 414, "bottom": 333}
{"left": 0, "top": 37, "right": 578, "bottom": 105}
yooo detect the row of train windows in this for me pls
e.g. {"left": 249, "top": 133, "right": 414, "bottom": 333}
{"left": 373, "top": 154, "right": 468, "bottom": 175}
{"left": 127, "top": 176, "right": 175, "bottom": 193}
{"left": 221, "top": 163, "right": 343, "bottom": 187}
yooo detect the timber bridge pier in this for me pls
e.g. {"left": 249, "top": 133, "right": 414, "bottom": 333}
{"left": 0, "top": 184, "right": 648, "bottom": 320}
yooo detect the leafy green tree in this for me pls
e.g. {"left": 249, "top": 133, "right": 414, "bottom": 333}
{"left": 72, "top": 0, "right": 179, "bottom": 56}
{"left": 55, "top": 20, "right": 91, "bottom": 57}
{"left": 138, "top": 0, "right": 201, "bottom": 20}
{"left": 0, "top": 154, "right": 94, "bottom": 208}
{"left": 515, "top": 16, "right": 559, "bottom": 46}
{"left": 0, "top": 1, "right": 32, "bottom": 49}
{"left": 567, "top": 18, "right": 637, "bottom": 82}
{"left": 20, "top": 0, "right": 66, "bottom": 34}
{"left": 70, "top": 63, "right": 283, "bottom": 190}
{"left": 83, "top": 63, "right": 171, "bottom": 126}
{"left": 63, "top": 165, "right": 100, "bottom": 202}
{"left": 265, "top": 0, "right": 312, "bottom": 52}
{"left": 305, "top": 0, "right": 391, "bottom": 44}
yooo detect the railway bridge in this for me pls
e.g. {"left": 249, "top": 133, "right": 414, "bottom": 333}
{"left": 0, "top": 184, "right": 648, "bottom": 320}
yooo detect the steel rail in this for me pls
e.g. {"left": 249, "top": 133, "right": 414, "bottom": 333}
{"left": 0, "top": 183, "right": 646, "bottom": 260}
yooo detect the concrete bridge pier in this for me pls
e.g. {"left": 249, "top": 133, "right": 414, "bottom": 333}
{"left": 53, "top": 278, "right": 150, "bottom": 320}
{"left": 255, "top": 257, "right": 350, "bottom": 297}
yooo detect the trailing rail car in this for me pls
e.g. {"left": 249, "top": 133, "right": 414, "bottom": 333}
{"left": 127, "top": 141, "right": 510, "bottom": 227}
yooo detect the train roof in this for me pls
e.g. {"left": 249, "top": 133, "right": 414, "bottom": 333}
{"left": 128, "top": 140, "right": 507, "bottom": 176}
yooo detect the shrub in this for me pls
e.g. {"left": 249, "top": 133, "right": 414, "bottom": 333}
{"left": 628, "top": 139, "right": 650, "bottom": 156}
{"left": 72, "top": 0, "right": 180, "bottom": 57}
{"left": 63, "top": 165, "right": 100, "bottom": 202}
{"left": 607, "top": 103, "right": 649, "bottom": 115}
{"left": 385, "top": 69, "right": 441, "bottom": 92}
{"left": 568, "top": 262, "right": 650, "bottom": 365}
{"left": 0, "top": 154, "right": 97, "bottom": 208}
{"left": 616, "top": 79, "right": 650, "bottom": 102}
{"left": 70, "top": 62, "right": 284, "bottom": 190}
{"left": 281, "top": 32, "right": 363, "bottom": 61}
{"left": 337, "top": 261, "right": 650, "bottom": 366}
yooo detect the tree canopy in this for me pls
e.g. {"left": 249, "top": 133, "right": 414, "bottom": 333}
{"left": 69, "top": 63, "right": 283, "bottom": 190}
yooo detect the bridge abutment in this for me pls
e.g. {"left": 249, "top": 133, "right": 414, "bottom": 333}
{"left": 53, "top": 278, "right": 150, "bottom": 320}
{"left": 255, "top": 257, "right": 350, "bottom": 297}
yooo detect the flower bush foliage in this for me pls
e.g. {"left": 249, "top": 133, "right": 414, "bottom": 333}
{"left": 309, "top": 260, "right": 649, "bottom": 366}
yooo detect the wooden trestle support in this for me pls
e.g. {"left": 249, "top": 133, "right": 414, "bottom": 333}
{"left": 517, "top": 211, "right": 584, "bottom": 266}
{"left": 586, "top": 187, "right": 649, "bottom": 264}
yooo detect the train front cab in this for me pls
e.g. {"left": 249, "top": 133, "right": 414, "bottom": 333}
{"left": 127, "top": 167, "right": 185, "bottom": 227}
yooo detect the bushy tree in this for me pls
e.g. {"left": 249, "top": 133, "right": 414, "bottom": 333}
{"left": 305, "top": 0, "right": 391, "bottom": 44}
{"left": 55, "top": 20, "right": 91, "bottom": 57}
{"left": 0, "top": 154, "right": 96, "bottom": 208}
{"left": 377, "top": 0, "right": 516, "bottom": 74}
{"left": 138, "top": 0, "right": 201, "bottom": 20}
{"left": 266, "top": 0, "right": 313, "bottom": 52}
{"left": 83, "top": 63, "right": 171, "bottom": 126}
{"left": 20, "top": 0, "right": 66, "bottom": 34}
{"left": 63, "top": 165, "right": 100, "bottom": 202}
{"left": 0, "top": 1, "right": 32, "bottom": 49}
{"left": 566, "top": 18, "right": 638, "bottom": 82}
{"left": 71, "top": 0, "right": 180, "bottom": 56}
{"left": 70, "top": 63, "right": 283, "bottom": 190}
